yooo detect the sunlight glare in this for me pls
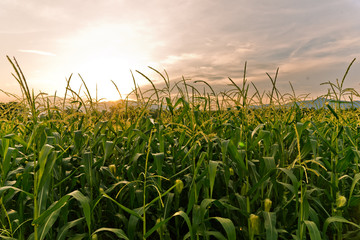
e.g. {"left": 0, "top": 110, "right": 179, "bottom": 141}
{"left": 76, "top": 57, "right": 138, "bottom": 101}
{"left": 59, "top": 23, "right": 153, "bottom": 101}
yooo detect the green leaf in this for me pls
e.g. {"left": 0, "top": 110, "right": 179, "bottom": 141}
{"left": 277, "top": 182, "right": 295, "bottom": 194}
{"left": 0, "top": 186, "right": 34, "bottom": 198}
{"left": 145, "top": 181, "right": 178, "bottom": 208}
{"left": 251, "top": 124, "right": 265, "bottom": 139}
{"left": 258, "top": 130, "right": 271, "bottom": 150}
{"left": 38, "top": 202, "right": 62, "bottom": 240}
{"left": 37, "top": 178, "right": 50, "bottom": 217}
{"left": 192, "top": 204, "right": 201, "bottom": 230}
{"left": 311, "top": 122, "right": 337, "bottom": 155}
{"left": 35, "top": 190, "right": 91, "bottom": 238}
{"left": 104, "top": 141, "right": 114, "bottom": 161}
{"left": 203, "top": 231, "right": 227, "bottom": 240}
{"left": 187, "top": 184, "right": 197, "bottom": 214}
{"left": 336, "top": 152, "right": 352, "bottom": 173}
{"left": 349, "top": 173, "right": 360, "bottom": 206}
{"left": 263, "top": 212, "right": 278, "bottom": 240}
{"left": 304, "top": 220, "right": 321, "bottom": 240}
{"left": 4, "top": 133, "right": 28, "bottom": 149}
{"left": 37, "top": 144, "right": 54, "bottom": 187}
{"left": 74, "top": 130, "right": 83, "bottom": 152}
{"left": 57, "top": 217, "right": 85, "bottom": 240}
{"left": 83, "top": 151, "right": 94, "bottom": 188}
{"left": 208, "top": 161, "right": 219, "bottom": 198}
{"left": 308, "top": 207, "right": 320, "bottom": 227}
{"left": 173, "top": 211, "right": 194, "bottom": 240}
{"left": 227, "top": 140, "right": 248, "bottom": 174}
{"left": 323, "top": 216, "right": 360, "bottom": 234}
{"left": 92, "top": 228, "right": 129, "bottom": 240}
{"left": 33, "top": 192, "right": 74, "bottom": 225}
{"left": 326, "top": 103, "right": 339, "bottom": 120}
{"left": 102, "top": 192, "right": 142, "bottom": 219}
{"left": 166, "top": 97, "right": 174, "bottom": 115}
{"left": 210, "top": 217, "right": 236, "bottom": 240}
{"left": 279, "top": 168, "right": 298, "bottom": 186}
{"left": 152, "top": 152, "right": 164, "bottom": 176}
{"left": 193, "top": 151, "right": 207, "bottom": 179}
{"left": 263, "top": 157, "right": 276, "bottom": 172}
{"left": 309, "top": 139, "right": 317, "bottom": 156}
{"left": 220, "top": 139, "right": 229, "bottom": 162}
{"left": 69, "top": 191, "right": 91, "bottom": 234}
{"left": 2, "top": 147, "right": 16, "bottom": 178}
{"left": 0, "top": 235, "right": 17, "bottom": 240}
{"left": 38, "top": 148, "right": 57, "bottom": 191}
{"left": 248, "top": 169, "right": 277, "bottom": 196}
{"left": 344, "top": 126, "right": 356, "bottom": 147}
{"left": 127, "top": 208, "right": 142, "bottom": 240}
{"left": 67, "top": 233, "right": 87, "bottom": 240}
{"left": 144, "top": 216, "right": 172, "bottom": 238}
{"left": 196, "top": 199, "right": 216, "bottom": 227}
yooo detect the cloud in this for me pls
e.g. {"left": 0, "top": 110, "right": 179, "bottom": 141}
{"left": 161, "top": 53, "right": 202, "bottom": 65}
{"left": 18, "top": 49, "right": 56, "bottom": 56}
{"left": 1, "top": 0, "right": 360, "bottom": 101}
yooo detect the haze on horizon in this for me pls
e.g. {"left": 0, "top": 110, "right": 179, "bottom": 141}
{"left": 1, "top": 0, "right": 360, "bottom": 102}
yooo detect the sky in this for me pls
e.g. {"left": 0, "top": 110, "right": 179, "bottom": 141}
{"left": 1, "top": 0, "right": 360, "bottom": 102}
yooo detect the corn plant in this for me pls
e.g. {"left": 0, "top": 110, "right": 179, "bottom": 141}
{"left": 0, "top": 57, "right": 360, "bottom": 239}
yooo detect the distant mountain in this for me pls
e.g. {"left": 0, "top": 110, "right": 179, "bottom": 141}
{"left": 290, "top": 97, "right": 360, "bottom": 109}
{"left": 98, "top": 97, "right": 360, "bottom": 111}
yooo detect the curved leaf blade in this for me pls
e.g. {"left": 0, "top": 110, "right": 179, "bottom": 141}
{"left": 304, "top": 220, "right": 321, "bottom": 240}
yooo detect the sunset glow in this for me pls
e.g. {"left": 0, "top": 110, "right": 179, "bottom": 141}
{"left": 1, "top": 0, "right": 360, "bottom": 102}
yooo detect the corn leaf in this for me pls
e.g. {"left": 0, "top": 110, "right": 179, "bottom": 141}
{"left": 263, "top": 212, "right": 278, "bottom": 240}
{"left": 304, "top": 220, "right": 321, "bottom": 240}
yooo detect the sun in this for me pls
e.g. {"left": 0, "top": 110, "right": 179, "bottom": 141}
{"left": 75, "top": 57, "right": 140, "bottom": 102}
{"left": 56, "top": 23, "right": 153, "bottom": 102}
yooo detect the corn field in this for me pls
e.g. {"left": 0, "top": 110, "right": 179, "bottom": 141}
{"left": 1, "top": 57, "right": 360, "bottom": 239}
